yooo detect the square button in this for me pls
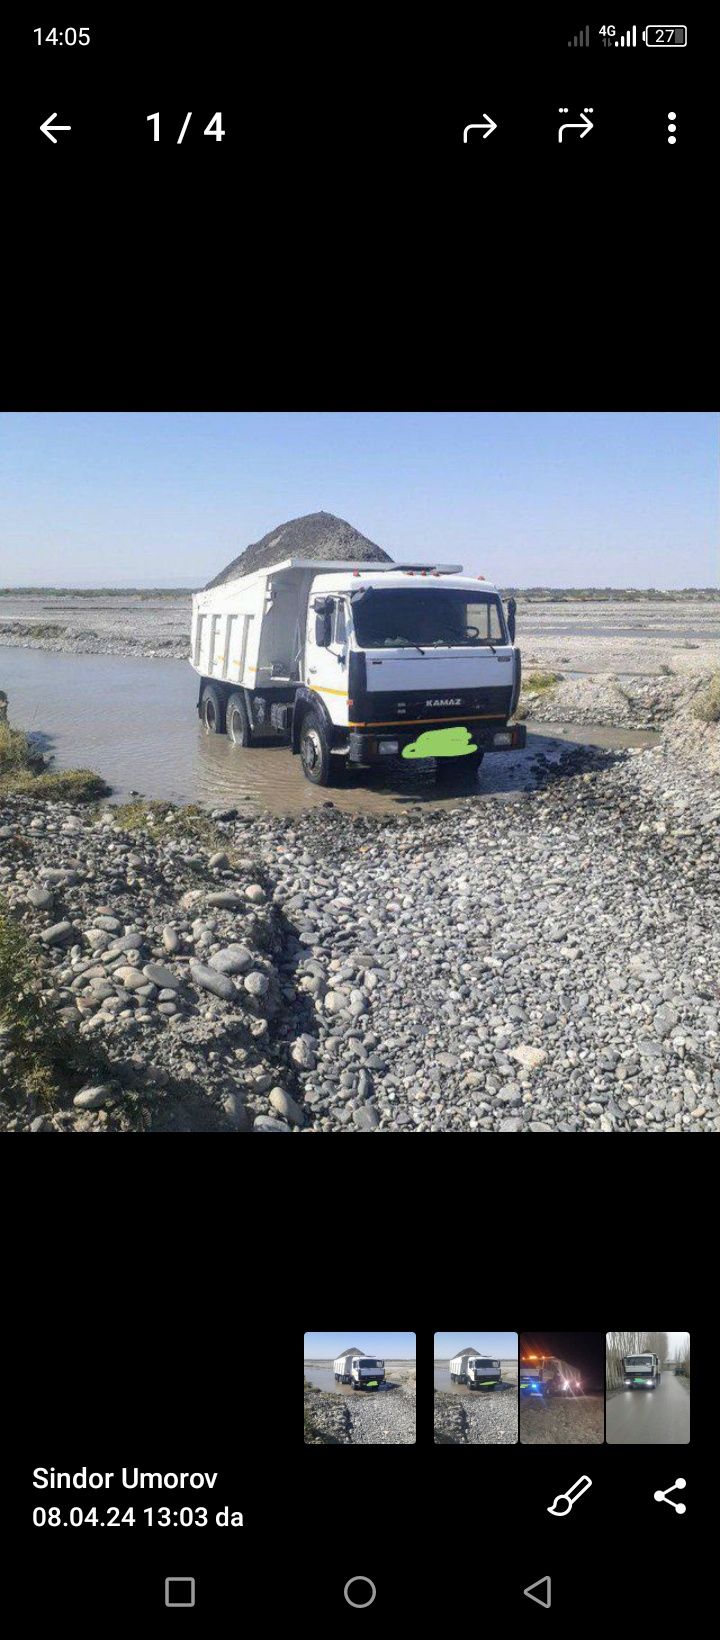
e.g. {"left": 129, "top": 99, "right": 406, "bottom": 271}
{"left": 165, "top": 1577, "right": 195, "bottom": 1608}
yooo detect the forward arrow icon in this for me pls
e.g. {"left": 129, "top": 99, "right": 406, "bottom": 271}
{"left": 463, "top": 115, "right": 498, "bottom": 141}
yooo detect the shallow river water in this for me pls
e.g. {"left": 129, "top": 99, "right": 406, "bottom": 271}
{"left": 1, "top": 647, "right": 659, "bottom": 817}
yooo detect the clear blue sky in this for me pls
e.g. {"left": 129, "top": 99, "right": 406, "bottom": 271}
{"left": 304, "top": 1333, "right": 416, "bottom": 1359}
{"left": 434, "top": 1333, "right": 518, "bottom": 1359}
{"left": 1, "top": 412, "right": 716, "bottom": 588}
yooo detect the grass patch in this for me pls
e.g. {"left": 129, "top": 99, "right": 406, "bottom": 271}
{"left": 3, "top": 768, "right": 110, "bottom": 801}
{"left": 0, "top": 715, "right": 109, "bottom": 802}
{"left": 0, "top": 901, "right": 96, "bottom": 1106}
{"left": 692, "top": 672, "right": 720, "bottom": 724}
{"left": 514, "top": 671, "right": 561, "bottom": 719}
{"left": 113, "top": 799, "right": 231, "bottom": 855}
{"left": 523, "top": 671, "right": 561, "bottom": 693}
{"left": 0, "top": 719, "right": 44, "bottom": 778}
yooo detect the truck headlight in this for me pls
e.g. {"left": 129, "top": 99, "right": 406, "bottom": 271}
{"left": 379, "top": 740, "right": 399, "bottom": 754}
{"left": 493, "top": 730, "right": 512, "bottom": 746}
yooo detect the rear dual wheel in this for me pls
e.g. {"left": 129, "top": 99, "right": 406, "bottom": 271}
{"left": 200, "top": 684, "right": 226, "bottom": 734}
{"left": 226, "top": 691, "right": 252, "bottom": 746}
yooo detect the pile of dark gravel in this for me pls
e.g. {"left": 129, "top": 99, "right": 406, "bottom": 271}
{"left": 205, "top": 511, "right": 392, "bottom": 588}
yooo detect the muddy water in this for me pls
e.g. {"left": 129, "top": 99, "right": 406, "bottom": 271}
{"left": 305, "top": 1364, "right": 405, "bottom": 1393}
{"left": 1, "top": 647, "right": 660, "bottom": 818}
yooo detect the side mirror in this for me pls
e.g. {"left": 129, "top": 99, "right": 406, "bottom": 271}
{"left": 314, "top": 612, "right": 332, "bottom": 647}
{"left": 506, "top": 596, "right": 516, "bottom": 643}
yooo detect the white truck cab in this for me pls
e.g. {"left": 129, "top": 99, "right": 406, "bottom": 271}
{"left": 450, "top": 1355, "right": 503, "bottom": 1389}
{"left": 333, "top": 1355, "right": 386, "bottom": 1389}
{"left": 622, "top": 1353, "right": 660, "bottom": 1389}
{"left": 190, "top": 559, "right": 525, "bottom": 785}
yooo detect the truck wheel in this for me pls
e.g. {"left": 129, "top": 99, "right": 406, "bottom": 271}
{"left": 200, "top": 684, "right": 226, "bottom": 734}
{"left": 299, "top": 710, "right": 334, "bottom": 786}
{"left": 226, "top": 691, "right": 252, "bottom": 746}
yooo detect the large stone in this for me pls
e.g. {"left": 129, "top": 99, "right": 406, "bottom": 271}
{"left": 85, "top": 930, "right": 112, "bottom": 951}
{"left": 353, "top": 1103, "right": 380, "bottom": 1130}
{"left": 162, "top": 926, "right": 180, "bottom": 953}
{"left": 26, "top": 886, "right": 54, "bottom": 910}
{"left": 324, "top": 991, "right": 347, "bottom": 1015}
{"left": 244, "top": 970, "right": 269, "bottom": 997}
{"left": 207, "top": 890, "right": 245, "bottom": 908}
{"left": 114, "top": 966, "right": 150, "bottom": 991}
{"left": 209, "top": 944, "right": 253, "bottom": 975}
{"left": 289, "top": 1036, "right": 316, "bottom": 1070}
{"left": 189, "top": 961, "right": 238, "bottom": 1001}
{"left": 508, "top": 1045, "right": 547, "bottom": 1072}
{"left": 222, "top": 1093, "right": 251, "bottom": 1129}
{"left": 269, "top": 1087, "right": 304, "bottom": 1125}
{"left": 253, "top": 1115, "right": 290, "bottom": 1132}
{"left": 73, "top": 1085, "right": 112, "bottom": 1110}
{"left": 244, "top": 884, "right": 266, "bottom": 904}
{"left": 92, "top": 914, "right": 123, "bottom": 932}
{"left": 143, "top": 963, "right": 180, "bottom": 990}
{"left": 40, "top": 921, "right": 74, "bottom": 946}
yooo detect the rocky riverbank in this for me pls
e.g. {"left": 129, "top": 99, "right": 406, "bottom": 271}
{"left": 2, "top": 677, "right": 719, "bottom": 1134}
{"left": 434, "top": 1387, "right": 518, "bottom": 1444}
{"left": 517, "top": 671, "right": 687, "bottom": 728}
{"left": 304, "top": 1377, "right": 416, "bottom": 1445}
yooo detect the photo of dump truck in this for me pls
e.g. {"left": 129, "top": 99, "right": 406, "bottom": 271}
{"left": 190, "top": 543, "right": 524, "bottom": 786}
{"left": 333, "top": 1349, "right": 386, "bottom": 1390}
{"left": 621, "top": 1353, "right": 661, "bottom": 1389}
{"left": 450, "top": 1351, "right": 503, "bottom": 1389}
{"left": 520, "top": 1355, "right": 583, "bottom": 1397}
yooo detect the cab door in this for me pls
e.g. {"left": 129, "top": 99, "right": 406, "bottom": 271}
{"left": 305, "top": 596, "right": 349, "bottom": 726}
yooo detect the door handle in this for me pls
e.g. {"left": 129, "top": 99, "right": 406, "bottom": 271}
{"left": 308, "top": 666, "right": 317, "bottom": 674}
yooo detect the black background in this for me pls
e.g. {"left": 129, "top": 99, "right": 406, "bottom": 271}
{"left": 2, "top": 13, "right": 713, "bottom": 1630}
{"left": 2, "top": 14, "right": 717, "bottom": 407}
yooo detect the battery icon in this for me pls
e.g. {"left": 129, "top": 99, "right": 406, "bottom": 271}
{"left": 643, "top": 25, "right": 687, "bottom": 46}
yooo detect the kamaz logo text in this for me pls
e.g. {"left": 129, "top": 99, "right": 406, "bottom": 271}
{"left": 425, "top": 698, "right": 462, "bottom": 707}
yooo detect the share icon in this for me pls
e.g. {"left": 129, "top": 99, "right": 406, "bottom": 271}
{"left": 653, "top": 1477, "right": 687, "bottom": 1514}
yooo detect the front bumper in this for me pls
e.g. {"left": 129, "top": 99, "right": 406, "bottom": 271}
{"left": 348, "top": 723, "right": 526, "bottom": 764}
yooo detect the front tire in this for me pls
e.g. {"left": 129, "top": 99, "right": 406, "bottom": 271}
{"left": 299, "top": 709, "right": 335, "bottom": 786}
{"left": 226, "top": 690, "right": 252, "bottom": 746}
{"left": 200, "top": 683, "right": 226, "bottom": 734}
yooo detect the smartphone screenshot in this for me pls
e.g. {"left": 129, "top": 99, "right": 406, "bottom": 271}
{"left": 1, "top": 13, "right": 714, "bottom": 1627}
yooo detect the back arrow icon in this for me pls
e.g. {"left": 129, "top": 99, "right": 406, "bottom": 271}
{"left": 463, "top": 115, "right": 498, "bottom": 141}
{"left": 41, "top": 113, "right": 72, "bottom": 144}
{"left": 558, "top": 111, "right": 593, "bottom": 143}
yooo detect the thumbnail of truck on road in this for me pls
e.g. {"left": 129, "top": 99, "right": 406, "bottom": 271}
{"left": 622, "top": 1353, "right": 661, "bottom": 1389}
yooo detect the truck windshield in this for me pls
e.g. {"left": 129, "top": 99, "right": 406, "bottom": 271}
{"left": 476, "top": 1360, "right": 498, "bottom": 1368}
{"left": 625, "top": 1357, "right": 653, "bottom": 1367}
{"left": 358, "top": 1359, "right": 381, "bottom": 1368}
{"left": 350, "top": 588, "right": 507, "bottom": 648}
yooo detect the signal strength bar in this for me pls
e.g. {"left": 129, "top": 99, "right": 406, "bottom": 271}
{"left": 603, "top": 25, "right": 637, "bottom": 45}
{"left": 568, "top": 25, "right": 590, "bottom": 46}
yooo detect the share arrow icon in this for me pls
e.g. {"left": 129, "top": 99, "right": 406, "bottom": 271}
{"left": 463, "top": 115, "right": 498, "bottom": 142}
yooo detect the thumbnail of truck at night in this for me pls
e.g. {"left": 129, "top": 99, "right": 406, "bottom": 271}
{"left": 520, "top": 1353, "right": 583, "bottom": 1396}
